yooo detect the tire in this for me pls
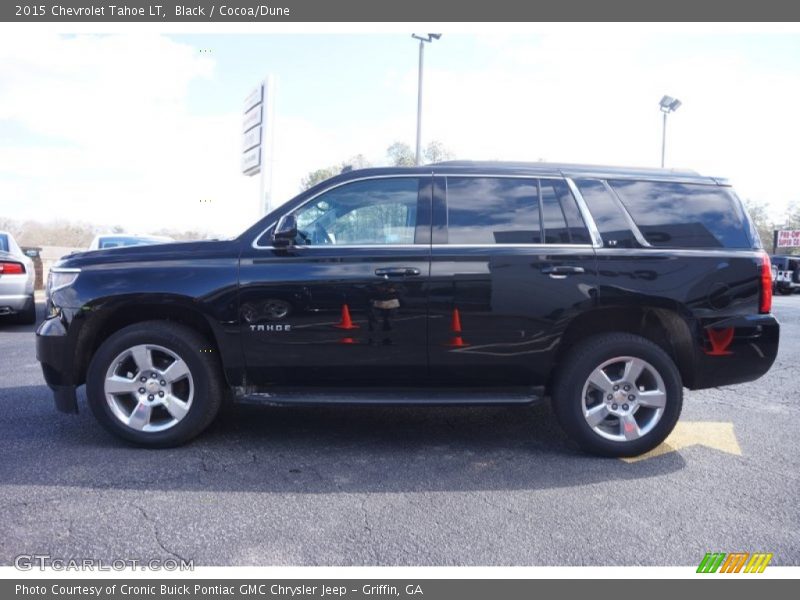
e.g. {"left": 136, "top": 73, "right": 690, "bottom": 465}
{"left": 10, "top": 294, "right": 36, "bottom": 325}
{"left": 86, "top": 321, "right": 224, "bottom": 447}
{"left": 551, "top": 333, "right": 683, "bottom": 457}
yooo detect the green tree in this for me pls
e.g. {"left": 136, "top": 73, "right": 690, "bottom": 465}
{"left": 387, "top": 142, "right": 415, "bottom": 167}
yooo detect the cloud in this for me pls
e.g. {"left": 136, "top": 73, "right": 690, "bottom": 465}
{"left": 397, "top": 33, "right": 800, "bottom": 219}
{"left": 0, "top": 31, "right": 798, "bottom": 238}
{"left": 0, "top": 32, "right": 255, "bottom": 236}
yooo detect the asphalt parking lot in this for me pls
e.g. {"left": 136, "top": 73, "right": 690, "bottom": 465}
{"left": 0, "top": 298, "right": 798, "bottom": 566}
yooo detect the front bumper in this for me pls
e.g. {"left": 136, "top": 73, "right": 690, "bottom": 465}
{"left": 689, "top": 313, "right": 780, "bottom": 389}
{"left": 36, "top": 316, "right": 78, "bottom": 413}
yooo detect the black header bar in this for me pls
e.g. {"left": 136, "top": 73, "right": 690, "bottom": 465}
{"left": 3, "top": 1, "right": 800, "bottom": 22}
{"left": 5, "top": 579, "right": 799, "bottom": 600}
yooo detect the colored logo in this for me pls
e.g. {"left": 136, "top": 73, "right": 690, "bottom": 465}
{"left": 697, "top": 552, "right": 773, "bottom": 573}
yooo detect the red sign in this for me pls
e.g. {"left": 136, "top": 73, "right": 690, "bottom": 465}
{"left": 777, "top": 230, "right": 800, "bottom": 248}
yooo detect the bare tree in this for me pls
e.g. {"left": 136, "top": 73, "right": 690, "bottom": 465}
{"left": 387, "top": 142, "right": 415, "bottom": 167}
{"left": 300, "top": 155, "right": 373, "bottom": 191}
{"left": 742, "top": 199, "right": 775, "bottom": 253}
{"left": 423, "top": 140, "right": 455, "bottom": 164}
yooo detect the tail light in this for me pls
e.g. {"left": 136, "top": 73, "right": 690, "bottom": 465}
{"left": 759, "top": 253, "right": 772, "bottom": 314}
{"left": 0, "top": 261, "right": 25, "bottom": 274}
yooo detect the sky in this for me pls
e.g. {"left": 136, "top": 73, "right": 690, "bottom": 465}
{"left": 0, "top": 29, "right": 799, "bottom": 236}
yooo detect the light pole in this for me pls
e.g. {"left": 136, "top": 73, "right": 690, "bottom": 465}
{"left": 659, "top": 95, "right": 682, "bottom": 168}
{"left": 412, "top": 33, "right": 441, "bottom": 165}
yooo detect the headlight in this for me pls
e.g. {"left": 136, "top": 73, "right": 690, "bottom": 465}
{"left": 48, "top": 268, "right": 81, "bottom": 293}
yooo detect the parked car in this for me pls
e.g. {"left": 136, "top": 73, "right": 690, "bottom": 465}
{"left": 88, "top": 234, "right": 174, "bottom": 251}
{"left": 36, "top": 162, "right": 778, "bottom": 456}
{"left": 0, "top": 231, "right": 36, "bottom": 324}
{"left": 770, "top": 255, "right": 800, "bottom": 295}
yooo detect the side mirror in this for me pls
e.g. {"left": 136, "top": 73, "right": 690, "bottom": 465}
{"left": 272, "top": 214, "right": 297, "bottom": 247}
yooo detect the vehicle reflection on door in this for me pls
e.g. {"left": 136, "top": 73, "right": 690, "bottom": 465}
{"left": 428, "top": 247, "right": 596, "bottom": 386}
{"left": 367, "top": 276, "right": 403, "bottom": 346}
{"left": 238, "top": 247, "right": 430, "bottom": 386}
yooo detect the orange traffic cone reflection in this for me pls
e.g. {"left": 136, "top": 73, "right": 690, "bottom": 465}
{"left": 334, "top": 304, "right": 360, "bottom": 330}
{"left": 444, "top": 308, "right": 468, "bottom": 347}
{"left": 705, "top": 327, "right": 734, "bottom": 356}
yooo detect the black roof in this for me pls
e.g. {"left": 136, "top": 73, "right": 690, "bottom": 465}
{"left": 337, "top": 161, "right": 725, "bottom": 185}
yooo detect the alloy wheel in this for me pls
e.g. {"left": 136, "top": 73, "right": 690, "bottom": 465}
{"left": 580, "top": 356, "right": 667, "bottom": 442}
{"left": 103, "top": 344, "right": 194, "bottom": 433}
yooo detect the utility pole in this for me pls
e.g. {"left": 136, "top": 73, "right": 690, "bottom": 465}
{"left": 412, "top": 34, "right": 441, "bottom": 165}
{"left": 659, "top": 95, "right": 681, "bottom": 168}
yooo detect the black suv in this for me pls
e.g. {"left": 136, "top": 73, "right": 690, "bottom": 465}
{"left": 771, "top": 255, "right": 800, "bottom": 295}
{"left": 36, "top": 162, "right": 779, "bottom": 456}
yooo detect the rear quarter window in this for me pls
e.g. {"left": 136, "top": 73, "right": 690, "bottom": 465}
{"left": 574, "top": 179, "right": 637, "bottom": 248}
{"left": 608, "top": 180, "right": 753, "bottom": 249}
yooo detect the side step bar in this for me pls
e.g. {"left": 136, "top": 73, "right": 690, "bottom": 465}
{"left": 236, "top": 387, "right": 544, "bottom": 407}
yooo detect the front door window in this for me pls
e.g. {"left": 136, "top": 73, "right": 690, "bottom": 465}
{"left": 293, "top": 178, "right": 419, "bottom": 246}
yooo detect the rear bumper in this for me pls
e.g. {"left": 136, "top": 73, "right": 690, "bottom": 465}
{"left": 0, "top": 293, "right": 31, "bottom": 312}
{"left": 688, "top": 314, "right": 779, "bottom": 389}
{"left": 36, "top": 316, "right": 78, "bottom": 413}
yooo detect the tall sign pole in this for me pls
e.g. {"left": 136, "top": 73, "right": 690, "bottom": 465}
{"left": 242, "top": 75, "right": 276, "bottom": 218}
{"left": 414, "top": 37, "right": 424, "bottom": 166}
{"left": 412, "top": 34, "right": 441, "bottom": 166}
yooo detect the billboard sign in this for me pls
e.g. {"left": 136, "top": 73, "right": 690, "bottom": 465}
{"left": 241, "top": 76, "right": 275, "bottom": 215}
{"left": 243, "top": 85, "right": 263, "bottom": 114}
{"left": 777, "top": 229, "right": 800, "bottom": 248}
{"left": 242, "top": 146, "right": 261, "bottom": 174}
{"left": 242, "top": 126, "right": 261, "bottom": 152}
{"left": 242, "top": 103, "right": 262, "bottom": 135}
{"left": 242, "top": 83, "right": 264, "bottom": 175}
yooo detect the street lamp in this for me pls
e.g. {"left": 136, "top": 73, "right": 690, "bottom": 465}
{"left": 659, "top": 95, "right": 682, "bottom": 168}
{"left": 412, "top": 33, "right": 441, "bottom": 165}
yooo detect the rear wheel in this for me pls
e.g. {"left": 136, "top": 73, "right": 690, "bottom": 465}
{"left": 552, "top": 333, "right": 683, "bottom": 457}
{"left": 86, "top": 321, "right": 223, "bottom": 447}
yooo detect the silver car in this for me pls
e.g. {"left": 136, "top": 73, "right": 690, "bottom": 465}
{"left": 0, "top": 231, "right": 35, "bottom": 324}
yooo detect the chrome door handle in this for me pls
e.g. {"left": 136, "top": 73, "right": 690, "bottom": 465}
{"left": 542, "top": 266, "right": 585, "bottom": 279}
{"left": 374, "top": 267, "right": 421, "bottom": 278}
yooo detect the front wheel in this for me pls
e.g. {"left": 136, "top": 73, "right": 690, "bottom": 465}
{"left": 86, "top": 321, "right": 224, "bottom": 447}
{"left": 552, "top": 333, "right": 683, "bottom": 457}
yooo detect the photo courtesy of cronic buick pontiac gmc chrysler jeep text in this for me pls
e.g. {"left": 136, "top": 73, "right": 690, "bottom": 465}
{"left": 35, "top": 162, "right": 779, "bottom": 456}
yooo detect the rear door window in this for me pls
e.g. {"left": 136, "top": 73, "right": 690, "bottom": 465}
{"left": 541, "top": 179, "right": 591, "bottom": 244}
{"left": 445, "top": 177, "right": 541, "bottom": 244}
{"left": 444, "top": 177, "right": 591, "bottom": 245}
{"left": 608, "top": 180, "right": 753, "bottom": 249}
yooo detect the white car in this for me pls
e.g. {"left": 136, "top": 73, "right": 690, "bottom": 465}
{"left": 88, "top": 233, "right": 174, "bottom": 251}
{"left": 0, "top": 231, "right": 36, "bottom": 324}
